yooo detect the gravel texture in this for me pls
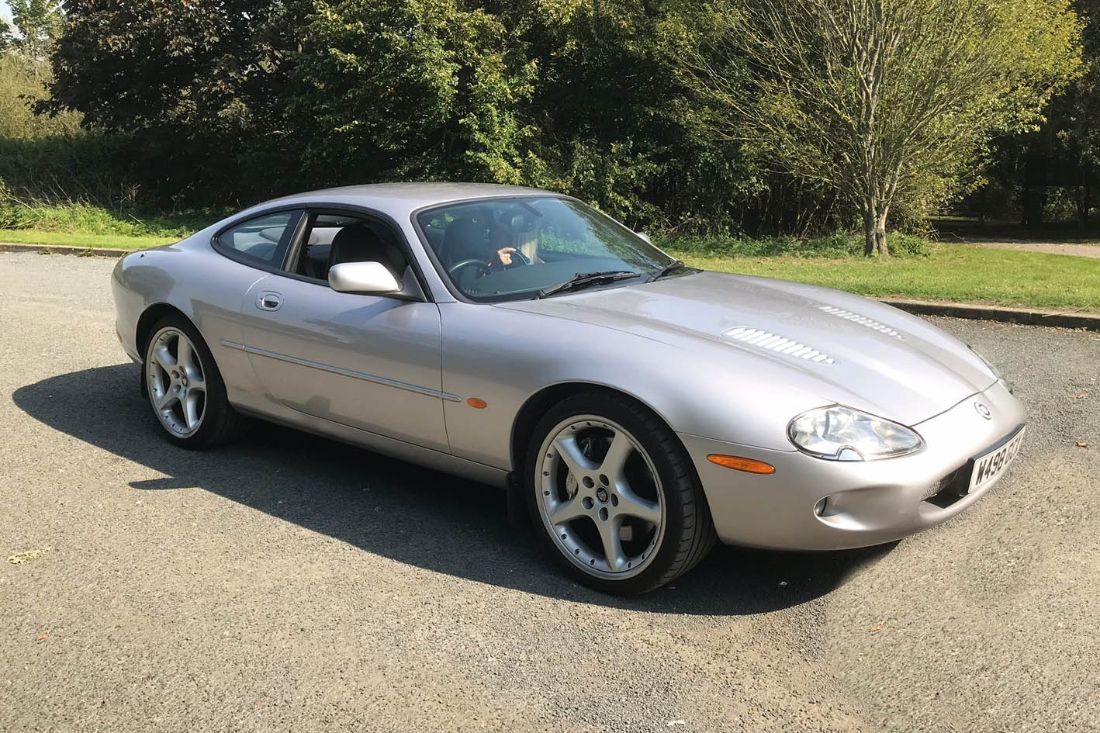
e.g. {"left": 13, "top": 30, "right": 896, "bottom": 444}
{"left": 1, "top": 251, "right": 1098, "bottom": 732}
{"left": 952, "top": 240, "right": 1100, "bottom": 259}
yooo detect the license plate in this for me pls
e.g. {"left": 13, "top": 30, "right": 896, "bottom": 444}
{"left": 967, "top": 426, "right": 1025, "bottom": 494}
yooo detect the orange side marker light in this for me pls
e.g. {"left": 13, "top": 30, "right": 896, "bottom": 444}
{"left": 466, "top": 398, "right": 488, "bottom": 409}
{"left": 706, "top": 454, "right": 776, "bottom": 475}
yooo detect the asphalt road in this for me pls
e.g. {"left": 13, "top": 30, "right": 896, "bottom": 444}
{"left": 2, "top": 251, "right": 1098, "bottom": 732}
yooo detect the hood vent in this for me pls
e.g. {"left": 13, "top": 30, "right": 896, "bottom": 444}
{"left": 816, "top": 305, "right": 902, "bottom": 339}
{"left": 723, "top": 327, "right": 835, "bottom": 364}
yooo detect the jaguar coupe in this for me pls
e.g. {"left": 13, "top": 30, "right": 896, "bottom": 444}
{"left": 111, "top": 183, "right": 1026, "bottom": 594}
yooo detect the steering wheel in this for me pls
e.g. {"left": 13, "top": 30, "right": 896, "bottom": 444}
{"left": 448, "top": 258, "right": 492, "bottom": 280}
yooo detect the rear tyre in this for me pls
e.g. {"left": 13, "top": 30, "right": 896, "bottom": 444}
{"left": 525, "top": 392, "right": 716, "bottom": 595}
{"left": 142, "top": 315, "right": 246, "bottom": 449}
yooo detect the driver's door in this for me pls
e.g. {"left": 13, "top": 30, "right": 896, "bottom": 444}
{"left": 235, "top": 211, "right": 449, "bottom": 452}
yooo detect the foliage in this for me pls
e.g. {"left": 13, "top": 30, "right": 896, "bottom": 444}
{"left": 963, "top": 0, "right": 1100, "bottom": 225}
{"left": 287, "top": 0, "right": 536, "bottom": 187}
{"left": 0, "top": 16, "right": 13, "bottom": 54}
{"left": 41, "top": 0, "right": 777, "bottom": 228}
{"left": 20, "top": 0, "right": 1097, "bottom": 241}
{"left": 9, "top": 0, "right": 64, "bottom": 62}
{"left": 678, "top": 0, "right": 1082, "bottom": 254}
{"left": 0, "top": 53, "right": 79, "bottom": 139}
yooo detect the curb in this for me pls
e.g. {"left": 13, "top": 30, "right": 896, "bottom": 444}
{"left": 881, "top": 299, "right": 1100, "bottom": 331}
{"left": 4, "top": 242, "right": 1099, "bottom": 330}
{"left": 0, "top": 242, "right": 129, "bottom": 258}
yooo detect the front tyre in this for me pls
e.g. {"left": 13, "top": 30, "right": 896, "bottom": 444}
{"left": 143, "top": 315, "right": 246, "bottom": 449}
{"left": 525, "top": 392, "right": 716, "bottom": 595}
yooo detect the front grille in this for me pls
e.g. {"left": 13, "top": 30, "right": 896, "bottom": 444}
{"left": 922, "top": 465, "right": 971, "bottom": 508}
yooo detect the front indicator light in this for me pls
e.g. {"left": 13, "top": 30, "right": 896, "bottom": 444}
{"left": 787, "top": 405, "right": 923, "bottom": 461}
{"left": 707, "top": 454, "right": 776, "bottom": 474}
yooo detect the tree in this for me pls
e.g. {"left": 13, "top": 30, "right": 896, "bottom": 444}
{"left": 680, "top": 0, "right": 1082, "bottom": 254}
{"left": 1, "top": 16, "right": 14, "bottom": 54}
{"left": 286, "top": 0, "right": 536, "bottom": 188}
{"left": 10, "top": 0, "right": 63, "bottom": 63}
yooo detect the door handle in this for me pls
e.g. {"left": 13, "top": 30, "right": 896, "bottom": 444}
{"left": 256, "top": 291, "right": 282, "bottom": 311}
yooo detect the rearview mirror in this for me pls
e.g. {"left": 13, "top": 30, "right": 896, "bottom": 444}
{"left": 328, "top": 261, "right": 401, "bottom": 295}
{"left": 635, "top": 231, "right": 652, "bottom": 244}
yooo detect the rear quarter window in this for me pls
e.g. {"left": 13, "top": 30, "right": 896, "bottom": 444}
{"left": 216, "top": 212, "right": 299, "bottom": 266}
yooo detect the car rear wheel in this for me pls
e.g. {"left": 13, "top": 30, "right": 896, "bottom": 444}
{"left": 143, "top": 315, "right": 246, "bottom": 449}
{"left": 526, "top": 392, "right": 716, "bottom": 595}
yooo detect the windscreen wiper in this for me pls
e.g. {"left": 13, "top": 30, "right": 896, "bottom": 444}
{"left": 650, "top": 259, "right": 688, "bottom": 281}
{"left": 537, "top": 270, "right": 641, "bottom": 298}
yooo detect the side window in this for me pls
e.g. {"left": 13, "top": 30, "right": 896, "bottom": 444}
{"left": 290, "top": 212, "right": 409, "bottom": 284}
{"left": 216, "top": 211, "right": 299, "bottom": 266}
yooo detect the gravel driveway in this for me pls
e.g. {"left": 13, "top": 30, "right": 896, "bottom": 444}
{"left": 2, "top": 252, "right": 1098, "bottom": 732}
{"left": 949, "top": 239, "right": 1100, "bottom": 259}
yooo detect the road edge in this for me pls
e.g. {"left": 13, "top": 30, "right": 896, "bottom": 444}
{"left": 1, "top": 242, "right": 130, "bottom": 258}
{"left": 4, "top": 241, "right": 1099, "bottom": 330}
{"left": 880, "top": 299, "right": 1100, "bottom": 331}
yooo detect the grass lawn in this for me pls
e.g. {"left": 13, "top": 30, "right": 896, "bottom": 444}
{"left": 668, "top": 243, "right": 1100, "bottom": 312}
{"left": 0, "top": 229, "right": 178, "bottom": 249}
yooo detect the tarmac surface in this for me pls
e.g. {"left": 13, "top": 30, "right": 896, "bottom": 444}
{"left": 2, "top": 251, "right": 1098, "bottom": 732}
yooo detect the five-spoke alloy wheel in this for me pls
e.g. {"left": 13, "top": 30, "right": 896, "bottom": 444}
{"left": 537, "top": 416, "right": 666, "bottom": 580}
{"left": 147, "top": 327, "right": 207, "bottom": 438}
{"left": 526, "top": 392, "right": 715, "bottom": 594}
{"left": 143, "top": 315, "right": 245, "bottom": 449}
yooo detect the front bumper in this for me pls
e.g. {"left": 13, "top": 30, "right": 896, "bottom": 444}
{"left": 680, "top": 380, "right": 1025, "bottom": 550}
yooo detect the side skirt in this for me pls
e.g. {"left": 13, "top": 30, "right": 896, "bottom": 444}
{"left": 233, "top": 404, "right": 510, "bottom": 489}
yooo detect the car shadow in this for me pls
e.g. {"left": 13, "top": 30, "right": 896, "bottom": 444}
{"left": 12, "top": 364, "right": 896, "bottom": 615}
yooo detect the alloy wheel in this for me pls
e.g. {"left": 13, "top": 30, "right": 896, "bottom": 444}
{"left": 146, "top": 327, "right": 207, "bottom": 438}
{"left": 536, "top": 416, "right": 666, "bottom": 580}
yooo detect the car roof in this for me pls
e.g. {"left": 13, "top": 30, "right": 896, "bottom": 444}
{"left": 255, "top": 182, "right": 560, "bottom": 220}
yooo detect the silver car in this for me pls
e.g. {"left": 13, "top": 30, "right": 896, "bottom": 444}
{"left": 111, "top": 183, "right": 1026, "bottom": 594}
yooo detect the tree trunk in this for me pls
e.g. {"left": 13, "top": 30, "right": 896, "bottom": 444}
{"left": 862, "top": 206, "right": 876, "bottom": 256}
{"left": 874, "top": 208, "right": 889, "bottom": 256}
{"left": 862, "top": 201, "right": 889, "bottom": 256}
{"left": 1080, "top": 173, "right": 1090, "bottom": 226}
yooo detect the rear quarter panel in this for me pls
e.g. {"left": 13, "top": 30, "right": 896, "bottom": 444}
{"left": 112, "top": 232, "right": 268, "bottom": 405}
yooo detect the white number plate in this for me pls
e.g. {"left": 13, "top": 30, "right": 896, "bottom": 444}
{"left": 967, "top": 427, "right": 1025, "bottom": 494}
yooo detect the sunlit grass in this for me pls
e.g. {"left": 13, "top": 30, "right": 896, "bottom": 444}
{"left": 669, "top": 243, "right": 1100, "bottom": 311}
{"left": 0, "top": 229, "right": 177, "bottom": 249}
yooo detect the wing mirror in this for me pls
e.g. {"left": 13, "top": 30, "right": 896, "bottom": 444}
{"left": 328, "top": 261, "right": 402, "bottom": 295}
{"left": 635, "top": 231, "right": 652, "bottom": 244}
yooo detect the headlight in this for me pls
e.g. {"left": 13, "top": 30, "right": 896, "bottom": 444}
{"left": 787, "top": 405, "right": 923, "bottom": 461}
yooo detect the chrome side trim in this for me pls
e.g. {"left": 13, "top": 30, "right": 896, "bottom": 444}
{"left": 221, "top": 339, "right": 461, "bottom": 402}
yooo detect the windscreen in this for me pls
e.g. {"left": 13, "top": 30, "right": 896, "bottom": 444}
{"left": 417, "top": 196, "right": 673, "bottom": 301}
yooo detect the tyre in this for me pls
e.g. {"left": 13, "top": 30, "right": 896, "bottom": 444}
{"left": 525, "top": 392, "right": 716, "bottom": 595}
{"left": 142, "top": 314, "right": 247, "bottom": 449}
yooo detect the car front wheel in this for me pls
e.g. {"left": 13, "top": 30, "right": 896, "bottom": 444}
{"left": 526, "top": 392, "right": 716, "bottom": 595}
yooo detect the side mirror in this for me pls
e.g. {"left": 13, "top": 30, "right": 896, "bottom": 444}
{"left": 328, "top": 261, "right": 401, "bottom": 295}
{"left": 635, "top": 231, "right": 652, "bottom": 244}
